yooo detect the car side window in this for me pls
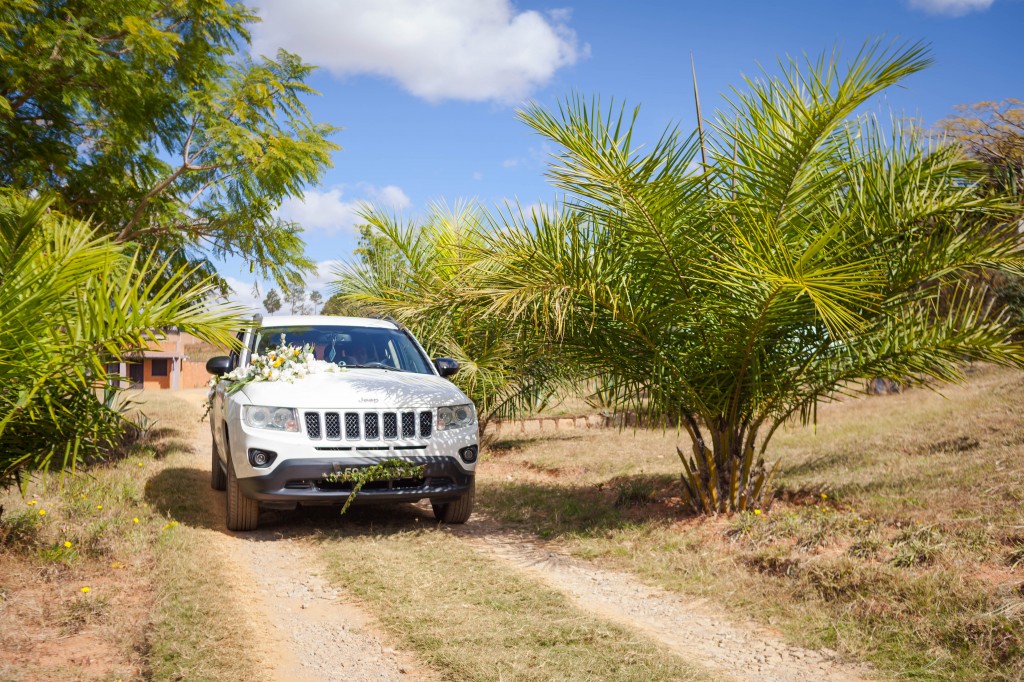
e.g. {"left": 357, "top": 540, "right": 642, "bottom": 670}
{"left": 228, "top": 331, "right": 245, "bottom": 369}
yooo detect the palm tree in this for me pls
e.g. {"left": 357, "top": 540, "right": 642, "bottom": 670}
{"left": 475, "top": 41, "right": 1024, "bottom": 513}
{"left": 332, "top": 202, "right": 571, "bottom": 433}
{"left": 0, "top": 196, "right": 246, "bottom": 486}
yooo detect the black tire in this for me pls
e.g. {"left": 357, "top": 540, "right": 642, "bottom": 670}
{"left": 431, "top": 477, "right": 475, "bottom": 524}
{"left": 226, "top": 455, "right": 259, "bottom": 531}
{"left": 210, "top": 437, "right": 226, "bottom": 491}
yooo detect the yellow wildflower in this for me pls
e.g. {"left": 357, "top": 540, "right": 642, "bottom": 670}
{"left": 38, "top": 509, "right": 46, "bottom": 516}
{"left": 64, "top": 541, "right": 72, "bottom": 548}
{"left": 821, "top": 493, "right": 828, "bottom": 500}
{"left": 80, "top": 587, "right": 91, "bottom": 593}
{"left": 27, "top": 500, "right": 37, "bottom": 506}
{"left": 133, "top": 517, "right": 139, "bottom": 524}
{"left": 96, "top": 505, "right": 103, "bottom": 510}
{"left": 754, "top": 509, "right": 762, "bottom": 515}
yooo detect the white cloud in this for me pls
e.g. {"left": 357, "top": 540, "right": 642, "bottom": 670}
{"left": 907, "top": 0, "right": 994, "bottom": 16}
{"left": 224, "top": 276, "right": 263, "bottom": 314}
{"left": 278, "top": 184, "right": 410, "bottom": 235}
{"left": 370, "top": 184, "right": 411, "bottom": 210}
{"left": 251, "top": 0, "right": 584, "bottom": 103}
{"left": 306, "top": 260, "right": 344, "bottom": 296}
{"left": 278, "top": 188, "right": 361, "bottom": 235}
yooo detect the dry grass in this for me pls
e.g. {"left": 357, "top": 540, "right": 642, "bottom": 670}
{"left": 478, "top": 365, "right": 1024, "bottom": 681}
{"left": 5, "top": 367, "right": 1021, "bottom": 680}
{"left": 0, "top": 390, "right": 257, "bottom": 682}
{"left": 531, "top": 392, "right": 604, "bottom": 418}
{"left": 317, "top": 523, "right": 713, "bottom": 681}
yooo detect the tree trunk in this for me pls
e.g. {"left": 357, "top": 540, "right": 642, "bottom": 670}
{"left": 676, "top": 421, "right": 777, "bottom": 514}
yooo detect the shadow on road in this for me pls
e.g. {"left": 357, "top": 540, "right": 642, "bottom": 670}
{"left": 144, "top": 461, "right": 702, "bottom": 546}
{"left": 144, "top": 465, "right": 442, "bottom": 541}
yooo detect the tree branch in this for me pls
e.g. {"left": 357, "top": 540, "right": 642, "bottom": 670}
{"left": 115, "top": 116, "right": 220, "bottom": 242}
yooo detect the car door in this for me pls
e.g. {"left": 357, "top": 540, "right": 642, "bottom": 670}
{"left": 211, "top": 330, "right": 248, "bottom": 461}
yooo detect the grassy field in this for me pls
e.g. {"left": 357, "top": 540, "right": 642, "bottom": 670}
{"left": 318, "top": 524, "right": 713, "bottom": 681}
{"left": 479, "top": 364, "right": 1024, "bottom": 681}
{"left": 0, "top": 391, "right": 258, "bottom": 682}
{"left": 2, "top": 367, "right": 1021, "bottom": 680}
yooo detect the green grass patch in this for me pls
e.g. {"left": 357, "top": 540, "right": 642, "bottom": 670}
{"left": 0, "top": 389, "right": 257, "bottom": 682}
{"left": 478, "top": 365, "right": 1024, "bottom": 681}
{"left": 147, "top": 525, "right": 260, "bottom": 682}
{"left": 320, "top": 527, "right": 713, "bottom": 681}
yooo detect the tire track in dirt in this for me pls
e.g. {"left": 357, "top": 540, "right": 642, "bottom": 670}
{"left": 449, "top": 520, "right": 875, "bottom": 682}
{"left": 180, "top": 387, "right": 872, "bottom": 681}
{"left": 177, "top": 389, "right": 435, "bottom": 682}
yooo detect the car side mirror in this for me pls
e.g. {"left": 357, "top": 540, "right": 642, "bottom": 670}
{"left": 206, "top": 355, "right": 233, "bottom": 376}
{"left": 433, "top": 357, "right": 459, "bottom": 378}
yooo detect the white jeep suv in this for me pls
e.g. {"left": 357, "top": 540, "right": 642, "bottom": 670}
{"left": 206, "top": 315, "right": 478, "bottom": 531}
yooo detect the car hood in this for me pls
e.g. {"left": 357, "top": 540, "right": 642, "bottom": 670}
{"left": 237, "top": 369, "right": 471, "bottom": 410}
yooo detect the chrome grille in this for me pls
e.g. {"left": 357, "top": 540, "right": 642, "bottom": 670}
{"left": 364, "top": 413, "right": 379, "bottom": 439}
{"left": 325, "top": 412, "right": 340, "bottom": 439}
{"left": 401, "top": 412, "right": 416, "bottom": 438}
{"left": 304, "top": 412, "right": 321, "bottom": 439}
{"left": 302, "top": 410, "right": 433, "bottom": 441}
{"left": 383, "top": 412, "right": 398, "bottom": 439}
{"left": 344, "top": 412, "right": 360, "bottom": 439}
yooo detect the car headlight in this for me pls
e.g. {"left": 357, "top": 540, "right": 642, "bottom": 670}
{"left": 436, "top": 403, "right": 476, "bottom": 431}
{"left": 243, "top": 405, "right": 299, "bottom": 432}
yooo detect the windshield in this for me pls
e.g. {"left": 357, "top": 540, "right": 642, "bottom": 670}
{"left": 252, "top": 325, "right": 434, "bottom": 375}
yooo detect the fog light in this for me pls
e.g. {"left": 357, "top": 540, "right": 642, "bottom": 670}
{"left": 458, "top": 445, "right": 478, "bottom": 464}
{"left": 248, "top": 449, "right": 277, "bottom": 468}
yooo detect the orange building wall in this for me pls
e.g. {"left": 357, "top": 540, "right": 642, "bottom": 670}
{"left": 142, "top": 359, "right": 171, "bottom": 390}
{"left": 148, "top": 338, "right": 181, "bottom": 355}
{"left": 181, "top": 360, "right": 214, "bottom": 389}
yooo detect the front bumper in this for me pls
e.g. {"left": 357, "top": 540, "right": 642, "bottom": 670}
{"left": 236, "top": 455, "right": 473, "bottom": 507}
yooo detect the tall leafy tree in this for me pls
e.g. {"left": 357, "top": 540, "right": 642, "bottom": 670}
{"left": 0, "top": 196, "right": 246, "bottom": 487}
{"left": 476, "top": 42, "right": 1024, "bottom": 513}
{"left": 0, "top": 0, "right": 339, "bottom": 289}
{"left": 938, "top": 99, "right": 1024, "bottom": 196}
{"left": 284, "top": 285, "right": 307, "bottom": 314}
{"left": 321, "top": 292, "right": 364, "bottom": 317}
{"left": 939, "top": 99, "right": 1024, "bottom": 328}
{"left": 308, "top": 290, "right": 323, "bottom": 313}
{"left": 263, "top": 288, "right": 282, "bottom": 314}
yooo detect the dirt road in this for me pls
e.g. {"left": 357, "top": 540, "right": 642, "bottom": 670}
{"left": 178, "top": 390, "right": 872, "bottom": 682}
{"left": 176, "top": 389, "right": 435, "bottom": 681}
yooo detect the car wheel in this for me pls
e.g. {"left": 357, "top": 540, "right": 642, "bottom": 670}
{"left": 226, "top": 453, "right": 259, "bottom": 531}
{"left": 431, "top": 477, "right": 475, "bottom": 524}
{"left": 210, "top": 437, "right": 226, "bottom": 491}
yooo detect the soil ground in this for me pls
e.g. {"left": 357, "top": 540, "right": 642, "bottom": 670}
{"left": 0, "top": 387, "right": 884, "bottom": 681}
{"left": 161, "top": 389, "right": 873, "bottom": 682}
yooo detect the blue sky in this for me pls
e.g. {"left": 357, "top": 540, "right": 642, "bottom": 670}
{"left": 224, "top": 0, "right": 1024, "bottom": 310}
